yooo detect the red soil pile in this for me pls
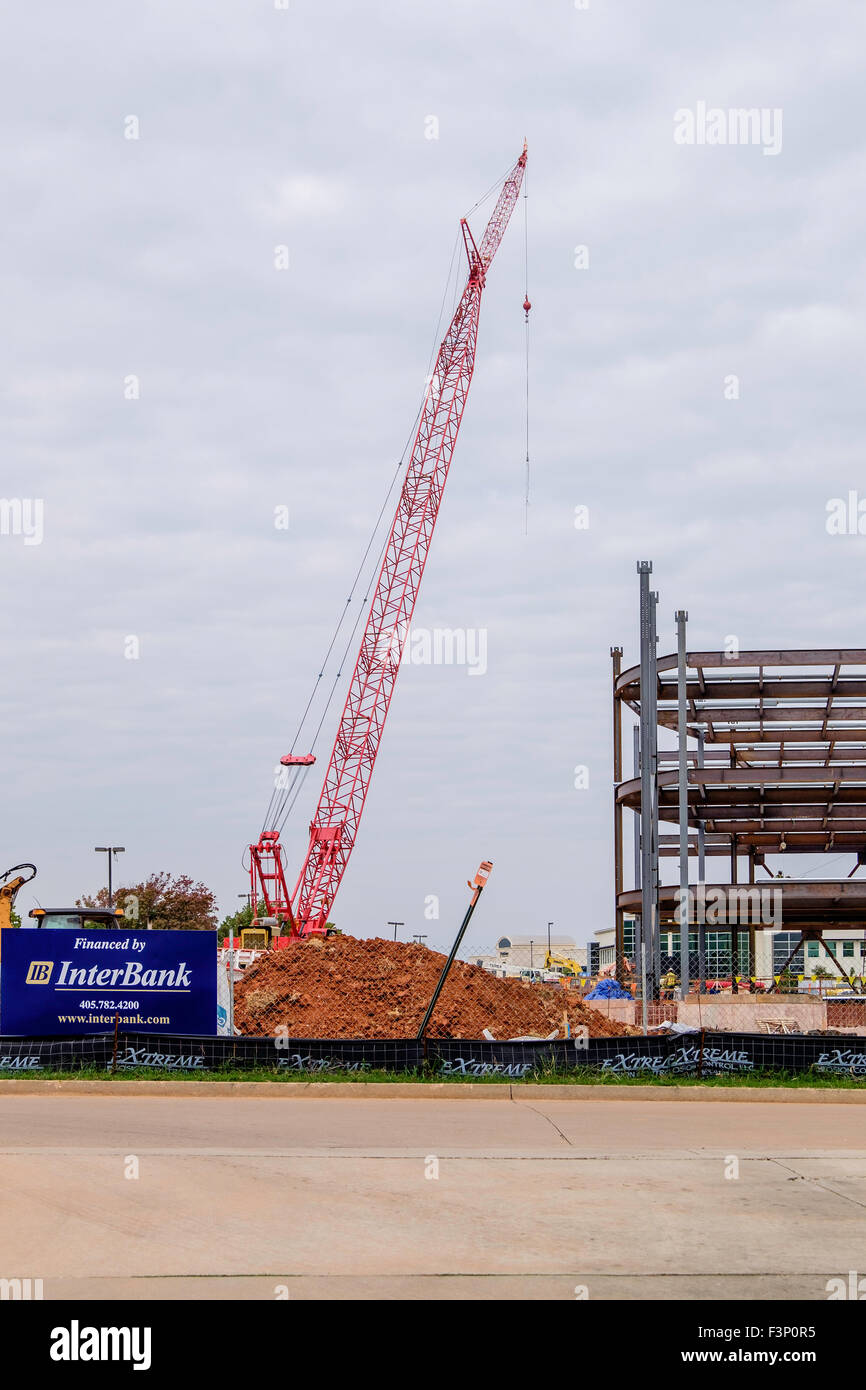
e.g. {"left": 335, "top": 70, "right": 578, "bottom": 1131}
{"left": 233, "top": 935, "right": 638, "bottom": 1039}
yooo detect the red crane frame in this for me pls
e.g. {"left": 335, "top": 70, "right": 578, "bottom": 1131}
{"left": 250, "top": 144, "right": 527, "bottom": 936}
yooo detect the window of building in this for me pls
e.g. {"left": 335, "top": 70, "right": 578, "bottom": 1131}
{"left": 623, "top": 919, "right": 636, "bottom": 958}
{"left": 663, "top": 932, "right": 699, "bottom": 975}
{"left": 668, "top": 932, "right": 699, "bottom": 955}
{"left": 843, "top": 941, "right": 855, "bottom": 958}
{"left": 807, "top": 941, "right": 819, "bottom": 957}
{"left": 773, "top": 933, "right": 805, "bottom": 975}
{"left": 661, "top": 931, "right": 747, "bottom": 977}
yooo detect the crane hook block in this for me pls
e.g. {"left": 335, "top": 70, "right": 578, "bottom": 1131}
{"left": 523, "top": 296, "right": 531, "bottom": 319}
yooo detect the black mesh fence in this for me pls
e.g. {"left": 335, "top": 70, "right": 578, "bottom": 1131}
{"left": 1, "top": 1029, "right": 865, "bottom": 1078}
{"left": 0, "top": 1034, "right": 112, "bottom": 1073}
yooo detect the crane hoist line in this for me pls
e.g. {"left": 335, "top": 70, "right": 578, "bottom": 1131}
{"left": 249, "top": 142, "right": 528, "bottom": 938}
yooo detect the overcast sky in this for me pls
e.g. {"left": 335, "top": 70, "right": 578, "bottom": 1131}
{"left": 3, "top": 1, "right": 866, "bottom": 953}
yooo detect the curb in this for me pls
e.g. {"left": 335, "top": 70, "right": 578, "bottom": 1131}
{"left": 0, "top": 1079, "right": 863, "bottom": 1102}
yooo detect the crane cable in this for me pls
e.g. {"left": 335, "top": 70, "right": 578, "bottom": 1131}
{"left": 464, "top": 157, "right": 517, "bottom": 219}
{"left": 272, "top": 235, "right": 468, "bottom": 840}
{"left": 264, "top": 162, "right": 520, "bottom": 839}
{"left": 522, "top": 170, "right": 531, "bottom": 535}
{"left": 259, "top": 459, "right": 406, "bottom": 838}
{"left": 262, "top": 226, "right": 464, "bottom": 837}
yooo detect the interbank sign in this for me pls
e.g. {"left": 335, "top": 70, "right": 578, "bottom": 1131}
{"left": 0, "top": 929, "right": 217, "bottom": 1036}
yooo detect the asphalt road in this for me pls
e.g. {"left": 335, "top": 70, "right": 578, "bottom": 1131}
{"left": 0, "top": 1093, "right": 863, "bottom": 1300}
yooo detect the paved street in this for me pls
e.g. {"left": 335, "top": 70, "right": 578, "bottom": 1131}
{"left": 0, "top": 1093, "right": 863, "bottom": 1299}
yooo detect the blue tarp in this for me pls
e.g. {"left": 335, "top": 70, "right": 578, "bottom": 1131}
{"left": 585, "top": 978, "right": 633, "bottom": 1000}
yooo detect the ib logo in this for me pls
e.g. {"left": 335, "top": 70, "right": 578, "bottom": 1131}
{"left": 26, "top": 962, "right": 52, "bottom": 985}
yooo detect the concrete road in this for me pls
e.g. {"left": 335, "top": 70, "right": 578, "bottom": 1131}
{"left": 0, "top": 1092, "right": 863, "bottom": 1300}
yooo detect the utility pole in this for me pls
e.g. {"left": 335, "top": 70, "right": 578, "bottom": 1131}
{"left": 94, "top": 846, "right": 125, "bottom": 908}
{"left": 388, "top": 920, "right": 404, "bottom": 941}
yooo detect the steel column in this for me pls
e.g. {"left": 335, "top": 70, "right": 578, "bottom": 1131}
{"left": 638, "top": 562, "right": 658, "bottom": 1003}
{"left": 649, "top": 588, "right": 661, "bottom": 995}
{"left": 697, "top": 729, "right": 707, "bottom": 991}
{"left": 676, "top": 609, "right": 690, "bottom": 996}
{"left": 633, "top": 725, "right": 641, "bottom": 891}
{"left": 633, "top": 723, "right": 646, "bottom": 1027}
{"left": 611, "top": 645, "right": 624, "bottom": 980}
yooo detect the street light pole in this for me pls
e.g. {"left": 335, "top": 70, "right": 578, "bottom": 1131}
{"left": 94, "top": 847, "right": 125, "bottom": 908}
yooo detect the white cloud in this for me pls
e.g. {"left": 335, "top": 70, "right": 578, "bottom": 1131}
{"left": 2, "top": 0, "right": 865, "bottom": 945}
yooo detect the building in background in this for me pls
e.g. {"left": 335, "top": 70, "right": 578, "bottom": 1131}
{"left": 470, "top": 935, "right": 585, "bottom": 977}
{"left": 593, "top": 921, "right": 865, "bottom": 987}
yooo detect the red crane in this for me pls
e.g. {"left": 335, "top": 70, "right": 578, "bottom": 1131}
{"left": 250, "top": 143, "right": 527, "bottom": 937}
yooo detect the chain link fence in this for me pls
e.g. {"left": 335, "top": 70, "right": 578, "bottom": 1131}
{"left": 607, "top": 918, "right": 866, "bottom": 1035}
{"left": 220, "top": 934, "right": 638, "bottom": 1043}
{"left": 219, "top": 927, "right": 866, "bottom": 1043}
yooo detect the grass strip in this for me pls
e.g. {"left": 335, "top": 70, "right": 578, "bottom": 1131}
{"left": 9, "top": 1065, "right": 865, "bottom": 1088}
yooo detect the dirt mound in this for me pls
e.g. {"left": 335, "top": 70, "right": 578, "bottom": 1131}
{"left": 233, "top": 935, "right": 638, "bottom": 1039}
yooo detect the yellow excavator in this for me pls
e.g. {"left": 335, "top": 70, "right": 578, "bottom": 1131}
{"left": 544, "top": 948, "right": 584, "bottom": 979}
{"left": 0, "top": 863, "right": 37, "bottom": 932}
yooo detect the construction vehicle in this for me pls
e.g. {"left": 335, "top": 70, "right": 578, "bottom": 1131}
{"left": 239, "top": 923, "right": 272, "bottom": 951}
{"left": 1, "top": 866, "right": 125, "bottom": 958}
{"left": 247, "top": 144, "right": 528, "bottom": 938}
{"left": 543, "top": 949, "right": 583, "bottom": 979}
{"left": 26, "top": 908, "right": 124, "bottom": 930}
{"left": 0, "top": 863, "right": 36, "bottom": 931}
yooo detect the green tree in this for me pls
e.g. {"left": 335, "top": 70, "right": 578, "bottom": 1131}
{"left": 219, "top": 902, "right": 253, "bottom": 943}
{"left": 77, "top": 871, "right": 218, "bottom": 931}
